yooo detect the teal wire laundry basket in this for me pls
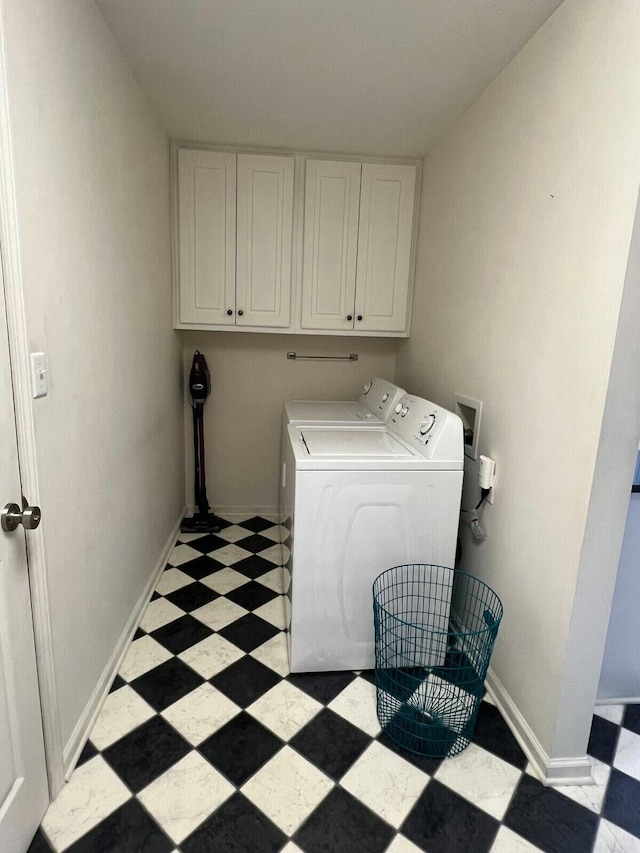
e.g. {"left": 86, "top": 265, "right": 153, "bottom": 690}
{"left": 373, "top": 564, "right": 503, "bottom": 759}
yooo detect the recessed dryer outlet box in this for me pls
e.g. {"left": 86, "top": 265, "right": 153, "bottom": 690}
{"left": 455, "top": 395, "right": 482, "bottom": 460}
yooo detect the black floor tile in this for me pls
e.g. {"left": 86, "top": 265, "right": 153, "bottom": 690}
{"left": 503, "top": 773, "right": 599, "bottom": 853}
{"left": 65, "top": 798, "right": 173, "bottom": 853}
{"left": 294, "top": 786, "right": 394, "bottom": 853}
{"left": 623, "top": 703, "right": 640, "bottom": 736}
{"left": 232, "top": 554, "right": 281, "bottom": 579}
{"left": 75, "top": 740, "right": 98, "bottom": 768}
{"left": 471, "top": 700, "right": 528, "bottom": 769}
{"left": 209, "top": 655, "right": 281, "bottom": 707}
{"left": 133, "top": 627, "right": 145, "bottom": 640}
{"left": 376, "top": 729, "right": 443, "bottom": 777}
{"left": 236, "top": 533, "right": 275, "bottom": 552}
{"left": 26, "top": 829, "right": 54, "bottom": 853}
{"left": 102, "top": 716, "right": 191, "bottom": 792}
{"left": 290, "top": 708, "right": 370, "bottom": 781}
{"left": 602, "top": 768, "right": 640, "bottom": 838}
{"left": 287, "top": 670, "right": 357, "bottom": 705}
{"left": 218, "top": 612, "right": 280, "bottom": 652}
{"left": 150, "top": 590, "right": 162, "bottom": 601}
{"left": 240, "top": 516, "right": 278, "bottom": 533}
{"left": 224, "top": 580, "right": 279, "bottom": 611}
{"left": 198, "top": 712, "right": 283, "bottom": 787}
{"left": 182, "top": 792, "right": 286, "bottom": 853}
{"left": 130, "top": 657, "right": 204, "bottom": 711}
{"left": 587, "top": 713, "right": 620, "bottom": 764}
{"left": 401, "top": 779, "right": 499, "bottom": 853}
{"left": 179, "top": 554, "right": 227, "bottom": 580}
{"left": 185, "top": 533, "right": 229, "bottom": 554}
{"left": 109, "top": 675, "right": 126, "bottom": 693}
{"left": 150, "top": 614, "right": 214, "bottom": 655}
{"left": 165, "top": 580, "right": 219, "bottom": 612}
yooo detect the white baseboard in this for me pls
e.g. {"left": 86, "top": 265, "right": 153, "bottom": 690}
{"left": 596, "top": 695, "right": 640, "bottom": 706}
{"left": 62, "top": 509, "right": 184, "bottom": 778}
{"left": 186, "top": 503, "right": 280, "bottom": 522}
{"left": 485, "top": 667, "right": 594, "bottom": 787}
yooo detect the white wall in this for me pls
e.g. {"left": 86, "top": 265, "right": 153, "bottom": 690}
{"left": 181, "top": 332, "right": 398, "bottom": 515}
{"left": 396, "top": 0, "right": 640, "bottom": 766}
{"left": 2, "top": 0, "right": 184, "bottom": 756}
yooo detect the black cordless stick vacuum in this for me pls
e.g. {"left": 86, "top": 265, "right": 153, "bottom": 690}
{"left": 181, "top": 350, "right": 221, "bottom": 533}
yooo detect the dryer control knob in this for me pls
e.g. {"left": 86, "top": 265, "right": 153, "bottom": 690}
{"left": 381, "top": 393, "right": 389, "bottom": 402}
{"left": 394, "top": 403, "right": 403, "bottom": 414}
{"left": 420, "top": 415, "right": 436, "bottom": 435}
{"left": 363, "top": 381, "right": 372, "bottom": 394}
{"left": 401, "top": 405, "right": 409, "bottom": 417}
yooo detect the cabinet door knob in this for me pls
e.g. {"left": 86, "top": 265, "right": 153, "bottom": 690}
{"left": 237, "top": 309, "right": 244, "bottom": 316}
{"left": 227, "top": 309, "right": 233, "bottom": 316}
{"left": 357, "top": 315, "right": 363, "bottom": 321}
{"left": 347, "top": 314, "right": 353, "bottom": 321}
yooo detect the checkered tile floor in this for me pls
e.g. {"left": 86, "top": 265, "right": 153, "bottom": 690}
{"left": 28, "top": 516, "right": 640, "bottom": 853}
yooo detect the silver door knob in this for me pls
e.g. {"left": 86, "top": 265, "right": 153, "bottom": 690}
{"left": 2, "top": 502, "right": 41, "bottom": 532}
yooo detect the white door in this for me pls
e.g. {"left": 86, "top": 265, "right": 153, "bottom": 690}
{"left": 355, "top": 163, "right": 416, "bottom": 333}
{"left": 0, "top": 275, "right": 49, "bottom": 850}
{"left": 300, "top": 159, "right": 361, "bottom": 331}
{"left": 177, "top": 149, "right": 237, "bottom": 326}
{"left": 236, "top": 154, "right": 294, "bottom": 328}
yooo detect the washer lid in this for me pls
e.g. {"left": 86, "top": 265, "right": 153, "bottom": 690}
{"left": 285, "top": 400, "right": 381, "bottom": 424}
{"left": 300, "top": 427, "right": 418, "bottom": 458}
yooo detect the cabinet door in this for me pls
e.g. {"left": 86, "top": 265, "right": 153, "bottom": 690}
{"left": 177, "top": 149, "right": 236, "bottom": 325}
{"left": 301, "top": 159, "right": 361, "bottom": 330}
{"left": 236, "top": 154, "right": 294, "bottom": 328}
{"left": 355, "top": 163, "right": 416, "bottom": 332}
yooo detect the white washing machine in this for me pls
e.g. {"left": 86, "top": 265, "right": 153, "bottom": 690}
{"left": 284, "top": 377, "right": 405, "bottom": 428}
{"left": 281, "top": 394, "right": 464, "bottom": 673}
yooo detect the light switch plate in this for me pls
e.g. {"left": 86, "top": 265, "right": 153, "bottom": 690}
{"left": 30, "top": 352, "right": 47, "bottom": 398}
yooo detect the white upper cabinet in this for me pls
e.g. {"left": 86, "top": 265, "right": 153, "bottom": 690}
{"left": 174, "top": 145, "right": 418, "bottom": 335}
{"left": 355, "top": 163, "right": 417, "bottom": 333}
{"left": 301, "top": 159, "right": 361, "bottom": 331}
{"left": 236, "top": 154, "right": 294, "bottom": 327}
{"left": 177, "top": 149, "right": 236, "bottom": 326}
{"left": 176, "top": 149, "right": 294, "bottom": 328}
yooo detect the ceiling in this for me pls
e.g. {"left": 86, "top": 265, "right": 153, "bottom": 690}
{"left": 94, "top": 0, "right": 564, "bottom": 158}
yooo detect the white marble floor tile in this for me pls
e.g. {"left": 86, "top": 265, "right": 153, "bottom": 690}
{"left": 434, "top": 742, "right": 522, "bottom": 820}
{"left": 280, "top": 844, "right": 304, "bottom": 853}
{"left": 593, "top": 818, "right": 640, "bottom": 853}
{"left": 176, "top": 532, "right": 207, "bottom": 544}
{"left": 247, "top": 679, "right": 322, "bottom": 740}
{"left": 386, "top": 835, "right": 425, "bottom": 853}
{"left": 118, "top": 635, "right": 173, "bottom": 682}
{"left": 162, "top": 683, "right": 240, "bottom": 746}
{"left": 253, "top": 596, "right": 287, "bottom": 630}
{"left": 328, "top": 676, "right": 381, "bottom": 737}
{"left": 191, "top": 597, "right": 249, "bottom": 631}
{"left": 215, "top": 524, "right": 253, "bottom": 543}
{"left": 200, "top": 567, "right": 249, "bottom": 594}
{"left": 250, "top": 632, "right": 290, "bottom": 677}
{"left": 613, "top": 727, "right": 640, "bottom": 782}
{"left": 259, "top": 544, "right": 285, "bottom": 565}
{"left": 555, "top": 757, "right": 610, "bottom": 813}
{"left": 490, "top": 826, "right": 545, "bottom": 852}
{"left": 282, "top": 567, "right": 292, "bottom": 593}
{"left": 41, "top": 756, "right": 131, "bottom": 852}
{"left": 155, "top": 568, "right": 195, "bottom": 596}
{"left": 89, "top": 685, "right": 155, "bottom": 750}
{"left": 260, "top": 524, "right": 287, "bottom": 543}
{"left": 340, "top": 740, "right": 429, "bottom": 828}
{"left": 255, "top": 567, "right": 284, "bottom": 594}
{"left": 594, "top": 704, "right": 625, "bottom": 725}
{"left": 178, "top": 632, "right": 245, "bottom": 679}
{"left": 241, "top": 746, "right": 332, "bottom": 835}
{"left": 168, "top": 543, "right": 202, "bottom": 566}
{"left": 138, "top": 751, "right": 234, "bottom": 845}
{"left": 139, "top": 598, "right": 185, "bottom": 633}
{"left": 207, "top": 543, "right": 253, "bottom": 565}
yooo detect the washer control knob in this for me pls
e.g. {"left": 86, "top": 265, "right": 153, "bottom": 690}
{"left": 401, "top": 405, "right": 409, "bottom": 417}
{"left": 420, "top": 415, "right": 436, "bottom": 435}
{"left": 394, "top": 403, "right": 403, "bottom": 414}
{"left": 363, "top": 381, "right": 372, "bottom": 394}
{"left": 381, "top": 393, "right": 389, "bottom": 402}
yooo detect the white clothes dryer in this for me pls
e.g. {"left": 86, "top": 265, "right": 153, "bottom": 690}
{"left": 281, "top": 394, "right": 463, "bottom": 673}
{"left": 284, "top": 377, "right": 405, "bottom": 428}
